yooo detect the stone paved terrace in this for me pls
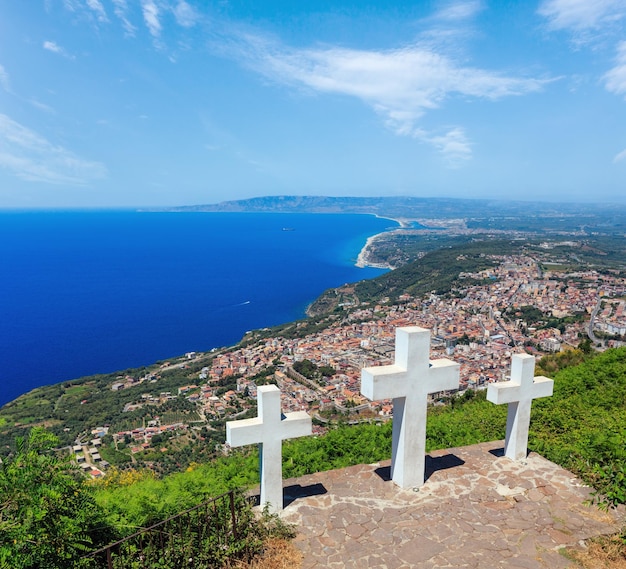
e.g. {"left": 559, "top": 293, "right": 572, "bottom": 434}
{"left": 276, "top": 441, "right": 624, "bottom": 568}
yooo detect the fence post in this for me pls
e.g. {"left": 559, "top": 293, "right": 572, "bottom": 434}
{"left": 229, "top": 490, "right": 238, "bottom": 541}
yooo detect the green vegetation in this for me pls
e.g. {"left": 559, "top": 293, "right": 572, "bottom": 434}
{"left": 505, "top": 305, "right": 587, "bottom": 332}
{"left": 305, "top": 239, "right": 513, "bottom": 317}
{"left": 362, "top": 231, "right": 626, "bottom": 273}
{"left": 292, "top": 359, "right": 335, "bottom": 381}
{"left": 531, "top": 348, "right": 626, "bottom": 508}
{"left": 85, "top": 491, "right": 295, "bottom": 569}
{"left": 350, "top": 239, "right": 510, "bottom": 304}
{"left": 363, "top": 234, "right": 474, "bottom": 268}
{"left": 0, "top": 434, "right": 293, "bottom": 569}
{"left": 536, "top": 347, "right": 591, "bottom": 376}
{"left": 2, "top": 346, "right": 625, "bottom": 567}
{"left": 0, "top": 427, "right": 114, "bottom": 569}
{"left": 91, "top": 348, "right": 626, "bottom": 512}
{"left": 0, "top": 355, "right": 217, "bottom": 457}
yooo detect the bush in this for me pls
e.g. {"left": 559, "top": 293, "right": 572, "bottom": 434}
{"left": 0, "top": 427, "right": 115, "bottom": 569}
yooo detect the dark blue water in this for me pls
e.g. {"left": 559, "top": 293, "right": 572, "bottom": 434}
{"left": 0, "top": 211, "right": 392, "bottom": 407}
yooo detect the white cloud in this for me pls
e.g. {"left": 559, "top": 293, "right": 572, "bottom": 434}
{"left": 605, "top": 41, "right": 626, "bottom": 96}
{"left": 173, "top": 1, "right": 199, "bottom": 28}
{"left": 62, "top": 0, "right": 82, "bottom": 12}
{"left": 433, "top": 1, "right": 484, "bottom": 22}
{"left": 85, "top": 0, "right": 108, "bottom": 23}
{"left": 141, "top": 0, "right": 162, "bottom": 38}
{"left": 538, "top": 0, "right": 626, "bottom": 35}
{"left": 614, "top": 148, "right": 626, "bottom": 162}
{"left": 421, "top": 127, "right": 472, "bottom": 167}
{"left": 259, "top": 44, "right": 545, "bottom": 119}
{"left": 43, "top": 40, "right": 62, "bottom": 54}
{"left": 112, "top": 0, "right": 136, "bottom": 35}
{"left": 43, "top": 40, "right": 74, "bottom": 59}
{"left": 0, "top": 65, "right": 10, "bottom": 92}
{"left": 228, "top": 35, "right": 548, "bottom": 163}
{"left": 0, "top": 114, "right": 107, "bottom": 185}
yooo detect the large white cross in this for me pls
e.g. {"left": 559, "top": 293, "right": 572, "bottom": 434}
{"left": 226, "top": 384, "right": 312, "bottom": 513}
{"left": 487, "top": 353, "right": 554, "bottom": 461}
{"left": 361, "top": 327, "right": 460, "bottom": 488}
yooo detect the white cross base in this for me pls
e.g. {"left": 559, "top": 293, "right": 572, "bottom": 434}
{"left": 226, "top": 384, "right": 312, "bottom": 513}
{"left": 361, "top": 327, "right": 460, "bottom": 488}
{"left": 487, "top": 353, "right": 554, "bottom": 461}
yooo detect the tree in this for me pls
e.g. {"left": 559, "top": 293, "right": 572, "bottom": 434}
{"left": 293, "top": 359, "right": 318, "bottom": 379}
{"left": 578, "top": 338, "right": 593, "bottom": 354}
{"left": 319, "top": 365, "right": 336, "bottom": 378}
{"left": 0, "top": 427, "right": 114, "bottom": 568}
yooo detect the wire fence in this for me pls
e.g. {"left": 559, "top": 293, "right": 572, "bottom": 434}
{"left": 82, "top": 489, "right": 258, "bottom": 569}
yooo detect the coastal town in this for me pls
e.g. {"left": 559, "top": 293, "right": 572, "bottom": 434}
{"left": 77, "top": 248, "right": 626, "bottom": 477}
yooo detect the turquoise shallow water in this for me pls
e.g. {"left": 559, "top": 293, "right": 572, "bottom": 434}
{"left": 0, "top": 211, "right": 392, "bottom": 406}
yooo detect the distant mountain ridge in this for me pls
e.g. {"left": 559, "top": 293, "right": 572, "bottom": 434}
{"left": 165, "top": 195, "right": 626, "bottom": 220}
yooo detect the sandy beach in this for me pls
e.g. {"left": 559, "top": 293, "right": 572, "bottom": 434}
{"left": 356, "top": 221, "right": 412, "bottom": 269}
{"left": 355, "top": 232, "right": 392, "bottom": 269}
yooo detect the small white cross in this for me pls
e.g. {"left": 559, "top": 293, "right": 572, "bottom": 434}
{"left": 361, "top": 327, "right": 460, "bottom": 488}
{"left": 226, "top": 384, "right": 312, "bottom": 512}
{"left": 487, "top": 353, "right": 554, "bottom": 461}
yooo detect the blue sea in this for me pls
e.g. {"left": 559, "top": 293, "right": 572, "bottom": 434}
{"left": 0, "top": 211, "right": 392, "bottom": 407}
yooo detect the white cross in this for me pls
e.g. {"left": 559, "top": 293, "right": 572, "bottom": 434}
{"left": 226, "top": 384, "right": 312, "bottom": 513}
{"left": 487, "top": 353, "right": 554, "bottom": 461}
{"left": 361, "top": 327, "right": 460, "bottom": 488}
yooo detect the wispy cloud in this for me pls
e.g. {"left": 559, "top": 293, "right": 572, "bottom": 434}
{"left": 614, "top": 147, "right": 626, "bottom": 163}
{"left": 43, "top": 40, "right": 74, "bottom": 59}
{"left": 85, "top": 0, "right": 108, "bottom": 23}
{"left": 538, "top": 0, "right": 626, "bottom": 101}
{"left": 141, "top": 0, "right": 162, "bottom": 39}
{"left": 29, "top": 99, "right": 56, "bottom": 114}
{"left": 538, "top": 0, "right": 626, "bottom": 44}
{"left": 432, "top": 0, "right": 484, "bottom": 22}
{"left": 43, "top": 40, "right": 63, "bottom": 54}
{"left": 173, "top": 1, "right": 199, "bottom": 28}
{"left": 0, "top": 114, "right": 107, "bottom": 185}
{"left": 58, "top": 0, "right": 198, "bottom": 41}
{"left": 0, "top": 64, "right": 11, "bottom": 93}
{"left": 226, "top": 34, "right": 548, "bottom": 164}
{"left": 62, "top": 0, "right": 82, "bottom": 12}
{"left": 421, "top": 127, "right": 472, "bottom": 167}
{"left": 112, "top": 0, "right": 136, "bottom": 36}
{"left": 605, "top": 41, "right": 626, "bottom": 97}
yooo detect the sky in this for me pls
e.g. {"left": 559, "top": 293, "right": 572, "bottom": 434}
{"left": 1, "top": 0, "right": 626, "bottom": 208}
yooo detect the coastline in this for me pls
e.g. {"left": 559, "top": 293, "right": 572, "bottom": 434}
{"left": 356, "top": 217, "right": 409, "bottom": 270}
{"left": 356, "top": 232, "right": 393, "bottom": 269}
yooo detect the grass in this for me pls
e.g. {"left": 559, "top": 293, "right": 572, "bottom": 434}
{"left": 565, "top": 533, "right": 626, "bottom": 569}
{"left": 65, "top": 385, "right": 92, "bottom": 397}
{"left": 234, "top": 538, "right": 303, "bottom": 569}
{"left": 161, "top": 411, "right": 202, "bottom": 424}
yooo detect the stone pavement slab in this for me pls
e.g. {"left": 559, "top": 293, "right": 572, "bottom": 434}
{"left": 279, "top": 441, "right": 624, "bottom": 569}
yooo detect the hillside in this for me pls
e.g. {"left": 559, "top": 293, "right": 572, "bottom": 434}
{"left": 79, "top": 345, "right": 626, "bottom": 543}
{"left": 1, "top": 330, "right": 625, "bottom": 567}
{"left": 308, "top": 238, "right": 512, "bottom": 315}
{"left": 71, "top": 346, "right": 626, "bottom": 523}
